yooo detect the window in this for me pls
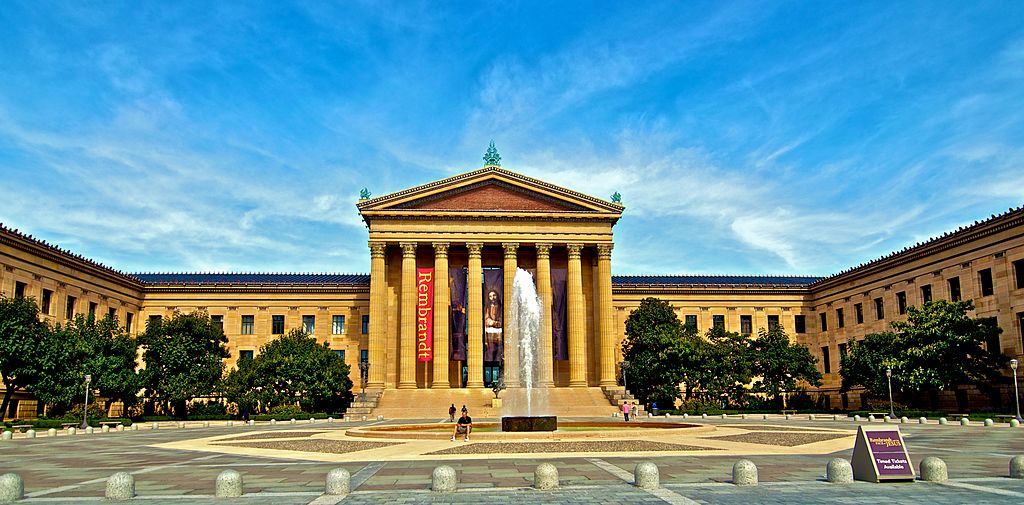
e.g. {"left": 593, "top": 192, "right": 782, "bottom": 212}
{"left": 239, "top": 350, "right": 254, "bottom": 361}
{"left": 921, "top": 284, "right": 932, "bottom": 304}
{"left": 332, "top": 315, "right": 345, "bottom": 335}
{"left": 874, "top": 298, "right": 885, "bottom": 320}
{"left": 896, "top": 292, "right": 907, "bottom": 315}
{"left": 740, "top": 315, "right": 752, "bottom": 335}
{"left": 1014, "top": 259, "right": 1024, "bottom": 290}
{"left": 684, "top": 315, "right": 698, "bottom": 330}
{"left": 1019, "top": 312, "right": 1024, "bottom": 351}
{"left": 65, "top": 296, "right": 76, "bottom": 319}
{"left": 211, "top": 315, "right": 224, "bottom": 331}
{"left": 838, "top": 342, "right": 848, "bottom": 358}
{"left": 948, "top": 277, "right": 961, "bottom": 301}
{"left": 821, "top": 346, "right": 831, "bottom": 374}
{"left": 361, "top": 315, "right": 370, "bottom": 334}
{"left": 14, "top": 281, "right": 27, "bottom": 298}
{"left": 767, "top": 315, "right": 780, "bottom": 330}
{"left": 126, "top": 312, "right": 134, "bottom": 333}
{"left": 361, "top": 349, "right": 369, "bottom": 363}
{"left": 334, "top": 349, "right": 346, "bottom": 361}
{"left": 712, "top": 315, "right": 725, "bottom": 329}
{"left": 819, "top": 312, "right": 828, "bottom": 332}
{"left": 302, "top": 315, "right": 315, "bottom": 334}
{"left": 88, "top": 302, "right": 97, "bottom": 318}
{"left": 836, "top": 308, "right": 845, "bottom": 328}
{"left": 41, "top": 289, "right": 52, "bottom": 315}
{"left": 794, "top": 315, "right": 806, "bottom": 333}
{"left": 241, "top": 315, "right": 254, "bottom": 335}
{"left": 979, "top": 268, "right": 994, "bottom": 297}
{"left": 272, "top": 315, "right": 284, "bottom": 334}
{"left": 108, "top": 307, "right": 117, "bottom": 320}
{"left": 855, "top": 303, "right": 864, "bottom": 324}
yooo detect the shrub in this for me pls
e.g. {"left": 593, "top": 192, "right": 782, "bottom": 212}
{"left": 677, "top": 398, "right": 722, "bottom": 414}
{"left": 61, "top": 404, "right": 108, "bottom": 422}
{"left": 188, "top": 402, "right": 227, "bottom": 417}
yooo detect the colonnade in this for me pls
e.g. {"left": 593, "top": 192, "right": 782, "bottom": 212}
{"left": 365, "top": 241, "right": 616, "bottom": 389}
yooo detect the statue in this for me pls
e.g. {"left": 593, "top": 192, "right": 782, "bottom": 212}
{"left": 611, "top": 191, "right": 622, "bottom": 203}
{"left": 359, "top": 188, "right": 371, "bottom": 200}
{"left": 483, "top": 140, "right": 501, "bottom": 166}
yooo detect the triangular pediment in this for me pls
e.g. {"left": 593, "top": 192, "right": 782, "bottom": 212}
{"left": 356, "top": 166, "right": 624, "bottom": 216}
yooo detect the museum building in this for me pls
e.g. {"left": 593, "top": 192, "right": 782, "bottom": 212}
{"left": 2, "top": 160, "right": 1024, "bottom": 418}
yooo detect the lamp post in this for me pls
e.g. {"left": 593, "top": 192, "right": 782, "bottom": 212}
{"left": 620, "top": 360, "right": 630, "bottom": 394}
{"left": 358, "top": 361, "right": 369, "bottom": 403}
{"left": 1011, "top": 359, "right": 1021, "bottom": 422}
{"left": 80, "top": 374, "right": 92, "bottom": 429}
{"left": 886, "top": 368, "right": 895, "bottom": 419}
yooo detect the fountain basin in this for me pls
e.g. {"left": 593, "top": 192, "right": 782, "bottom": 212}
{"left": 502, "top": 416, "right": 556, "bottom": 432}
{"left": 345, "top": 421, "right": 710, "bottom": 440}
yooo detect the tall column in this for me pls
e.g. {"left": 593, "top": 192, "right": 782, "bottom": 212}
{"left": 466, "top": 243, "right": 484, "bottom": 387}
{"left": 431, "top": 243, "right": 450, "bottom": 388}
{"left": 399, "top": 242, "right": 417, "bottom": 389}
{"left": 597, "top": 244, "right": 616, "bottom": 386}
{"left": 367, "top": 242, "right": 387, "bottom": 388}
{"left": 535, "top": 243, "right": 554, "bottom": 387}
{"left": 502, "top": 242, "right": 520, "bottom": 387}
{"left": 567, "top": 243, "right": 588, "bottom": 386}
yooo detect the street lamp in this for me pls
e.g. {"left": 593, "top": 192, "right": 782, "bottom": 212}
{"left": 358, "top": 361, "right": 370, "bottom": 403}
{"left": 886, "top": 368, "right": 895, "bottom": 419}
{"left": 80, "top": 374, "right": 92, "bottom": 429}
{"left": 620, "top": 360, "right": 630, "bottom": 394}
{"left": 1011, "top": 359, "right": 1021, "bottom": 423}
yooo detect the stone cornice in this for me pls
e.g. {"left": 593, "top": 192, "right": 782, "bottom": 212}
{"left": 0, "top": 224, "right": 144, "bottom": 291}
{"left": 142, "top": 285, "right": 370, "bottom": 295}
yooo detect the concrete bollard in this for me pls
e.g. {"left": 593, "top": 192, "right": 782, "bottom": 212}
{"left": 634, "top": 461, "right": 659, "bottom": 489}
{"left": 327, "top": 417, "right": 334, "bottom": 423}
{"left": 105, "top": 472, "right": 135, "bottom": 500}
{"left": 939, "top": 417, "right": 947, "bottom": 425}
{"left": 833, "top": 414, "right": 840, "bottom": 421}
{"left": 2, "top": 431, "right": 13, "bottom": 441}
{"left": 325, "top": 468, "right": 350, "bottom": 496}
{"left": 0, "top": 473, "right": 25, "bottom": 503}
{"left": 901, "top": 417, "right": 909, "bottom": 424}
{"left": 1012, "top": 419, "right": 1020, "bottom": 428}
{"left": 721, "top": 413, "right": 728, "bottom": 420}
{"left": 85, "top": 427, "right": 94, "bottom": 435}
{"left": 131, "top": 425, "right": 139, "bottom": 431}
{"left": 868, "top": 415, "right": 875, "bottom": 422}
{"left": 308, "top": 418, "right": 314, "bottom": 424}
{"left": 762, "top": 414, "right": 768, "bottom": 420}
{"left": 361, "top": 415, "right": 367, "bottom": 421}
{"left": 919, "top": 417, "right": 927, "bottom": 424}
{"left": 151, "top": 423, "right": 159, "bottom": 430}
{"left": 919, "top": 456, "right": 948, "bottom": 482}
{"left": 883, "top": 416, "right": 891, "bottom": 423}
{"left": 117, "top": 425, "right": 125, "bottom": 432}
{"left": 47, "top": 428, "right": 57, "bottom": 437}
{"left": 808, "top": 415, "right": 814, "bottom": 421}
{"left": 215, "top": 469, "right": 243, "bottom": 498}
{"left": 854, "top": 415, "right": 861, "bottom": 422}
{"left": 68, "top": 427, "right": 77, "bottom": 435}
{"left": 785, "top": 414, "right": 791, "bottom": 421}
{"left": 534, "top": 463, "right": 559, "bottom": 490}
{"left": 270, "top": 419, "right": 277, "bottom": 426}
{"left": 741, "top": 413, "right": 748, "bottom": 420}
{"left": 204, "top": 421, "right": 210, "bottom": 428}
{"left": 431, "top": 465, "right": 457, "bottom": 492}
{"left": 1010, "top": 456, "right": 1024, "bottom": 479}
{"left": 701, "top": 413, "right": 708, "bottom": 419}
{"left": 177, "top": 422, "right": 185, "bottom": 429}
{"left": 290, "top": 419, "right": 296, "bottom": 425}
{"left": 665, "top": 413, "right": 671, "bottom": 418}
{"left": 826, "top": 458, "right": 853, "bottom": 484}
{"left": 960, "top": 418, "right": 970, "bottom": 426}
{"left": 102, "top": 425, "right": 110, "bottom": 433}
{"left": 376, "top": 415, "right": 384, "bottom": 421}
{"left": 25, "top": 430, "right": 35, "bottom": 439}
{"left": 682, "top": 413, "right": 688, "bottom": 419}
{"left": 984, "top": 419, "right": 994, "bottom": 427}
{"left": 227, "top": 421, "right": 234, "bottom": 427}
{"left": 732, "top": 459, "right": 758, "bottom": 486}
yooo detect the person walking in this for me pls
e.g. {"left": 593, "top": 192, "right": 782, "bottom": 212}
{"left": 631, "top": 402, "right": 638, "bottom": 421}
{"left": 622, "top": 400, "right": 630, "bottom": 422}
{"left": 448, "top": 403, "right": 456, "bottom": 422}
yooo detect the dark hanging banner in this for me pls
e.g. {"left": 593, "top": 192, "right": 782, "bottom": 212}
{"left": 482, "top": 268, "right": 504, "bottom": 362}
{"left": 449, "top": 267, "right": 467, "bottom": 361}
{"left": 551, "top": 268, "right": 568, "bottom": 361}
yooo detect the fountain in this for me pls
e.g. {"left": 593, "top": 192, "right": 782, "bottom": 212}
{"left": 501, "top": 268, "right": 556, "bottom": 432}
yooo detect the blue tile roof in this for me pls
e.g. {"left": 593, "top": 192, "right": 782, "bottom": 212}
{"left": 612, "top": 275, "right": 820, "bottom": 287}
{"left": 134, "top": 273, "right": 370, "bottom": 285}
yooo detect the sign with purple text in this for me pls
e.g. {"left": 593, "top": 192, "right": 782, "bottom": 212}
{"left": 851, "top": 426, "right": 915, "bottom": 482}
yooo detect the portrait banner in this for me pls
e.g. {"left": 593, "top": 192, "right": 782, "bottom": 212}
{"left": 416, "top": 268, "right": 433, "bottom": 362}
{"left": 482, "top": 268, "right": 504, "bottom": 362}
{"left": 551, "top": 268, "right": 568, "bottom": 361}
{"left": 449, "top": 267, "right": 468, "bottom": 361}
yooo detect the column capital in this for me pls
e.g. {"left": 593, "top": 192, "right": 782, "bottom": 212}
{"left": 502, "top": 242, "right": 519, "bottom": 257}
{"left": 369, "top": 241, "right": 386, "bottom": 258}
{"left": 566, "top": 243, "right": 584, "bottom": 258}
{"left": 467, "top": 242, "right": 484, "bottom": 257}
{"left": 597, "top": 243, "right": 614, "bottom": 259}
{"left": 535, "top": 243, "right": 552, "bottom": 258}
{"left": 400, "top": 242, "right": 417, "bottom": 256}
{"left": 432, "top": 242, "right": 450, "bottom": 256}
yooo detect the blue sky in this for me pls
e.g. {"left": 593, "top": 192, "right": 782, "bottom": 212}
{"left": 1, "top": 1, "right": 1022, "bottom": 276}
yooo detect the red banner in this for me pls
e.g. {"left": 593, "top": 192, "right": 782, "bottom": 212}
{"left": 416, "top": 268, "right": 434, "bottom": 361}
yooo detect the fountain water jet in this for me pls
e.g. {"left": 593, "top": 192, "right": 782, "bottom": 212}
{"left": 502, "top": 268, "right": 556, "bottom": 431}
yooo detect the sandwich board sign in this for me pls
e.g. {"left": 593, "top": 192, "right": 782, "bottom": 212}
{"left": 851, "top": 425, "right": 915, "bottom": 482}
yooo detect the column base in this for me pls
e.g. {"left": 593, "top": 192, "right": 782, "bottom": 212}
{"left": 431, "top": 383, "right": 450, "bottom": 389}
{"left": 568, "top": 381, "right": 588, "bottom": 387}
{"left": 467, "top": 383, "right": 485, "bottom": 388}
{"left": 397, "top": 383, "right": 416, "bottom": 389}
{"left": 599, "top": 379, "right": 617, "bottom": 387}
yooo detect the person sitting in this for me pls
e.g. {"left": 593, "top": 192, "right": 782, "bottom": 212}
{"left": 451, "top": 409, "right": 473, "bottom": 441}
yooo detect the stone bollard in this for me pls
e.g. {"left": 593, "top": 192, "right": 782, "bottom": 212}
{"left": 131, "top": 425, "right": 139, "bottom": 431}
{"left": 682, "top": 413, "right": 688, "bottom": 419}
{"left": 919, "top": 417, "right": 927, "bottom": 424}
{"left": 741, "top": 413, "right": 748, "bottom": 420}
{"left": 68, "top": 427, "right": 77, "bottom": 436}
{"left": 0, "top": 473, "right": 25, "bottom": 503}
{"left": 325, "top": 468, "right": 350, "bottom": 496}
{"left": 732, "top": 459, "right": 758, "bottom": 486}
{"left": 868, "top": 415, "right": 875, "bottom": 422}
{"left": 1012, "top": 419, "right": 1020, "bottom": 428}
{"left": 327, "top": 417, "right": 334, "bottom": 423}
{"left": 376, "top": 415, "right": 384, "bottom": 421}
{"left": 808, "top": 415, "right": 814, "bottom": 421}
{"left": 2, "top": 431, "right": 13, "bottom": 441}
{"left": 762, "top": 414, "right": 768, "bottom": 420}
{"left": 701, "top": 413, "right": 707, "bottom": 419}
{"left": 634, "top": 461, "right": 659, "bottom": 489}
{"left": 309, "top": 418, "right": 315, "bottom": 424}
{"left": 939, "top": 417, "right": 947, "bottom": 425}
{"left": 785, "top": 414, "right": 791, "bottom": 421}
{"left": 854, "top": 415, "right": 861, "bottom": 422}
{"left": 215, "top": 470, "right": 243, "bottom": 498}
{"left": 47, "top": 428, "right": 57, "bottom": 437}
{"left": 1010, "top": 456, "right": 1024, "bottom": 479}
{"left": 919, "top": 456, "right": 947, "bottom": 482}
{"left": 960, "top": 418, "right": 970, "bottom": 426}
{"left": 105, "top": 472, "right": 135, "bottom": 500}
{"left": 25, "top": 430, "right": 35, "bottom": 439}
{"left": 665, "top": 413, "right": 671, "bottom": 418}
{"left": 901, "top": 417, "right": 909, "bottom": 424}
{"left": 102, "top": 425, "right": 110, "bottom": 433}
{"left": 85, "top": 427, "right": 94, "bottom": 435}
{"left": 151, "top": 423, "right": 159, "bottom": 430}
{"left": 826, "top": 458, "right": 853, "bottom": 484}
{"left": 204, "top": 421, "right": 210, "bottom": 428}
{"left": 361, "top": 416, "right": 367, "bottom": 421}
{"left": 431, "top": 465, "right": 457, "bottom": 492}
{"left": 117, "top": 425, "right": 125, "bottom": 432}
{"left": 534, "top": 463, "right": 559, "bottom": 490}
{"left": 984, "top": 419, "right": 994, "bottom": 427}
{"left": 721, "top": 414, "right": 728, "bottom": 420}
{"left": 290, "top": 419, "right": 296, "bottom": 425}
{"left": 227, "top": 421, "right": 233, "bottom": 427}
{"left": 178, "top": 422, "right": 186, "bottom": 429}
{"left": 270, "top": 419, "right": 277, "bottom": 426}
{"left": 883, "top": 416, "right": 891, "bottom": 423}
{"left": 833, "top": 414, "right": 840, "bottom": 421}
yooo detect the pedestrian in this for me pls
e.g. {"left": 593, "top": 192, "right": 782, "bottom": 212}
{"left": 451, "top": 408, "right": 473, "bottom": 441}
{"left": 448, "top": 403, "right": 456, "bottom": 422}
{"left": 631, "top": 402, "right": 638, "bottom": 420}
{"left": 622, "top": 400, "right": 630, "bottom": 422}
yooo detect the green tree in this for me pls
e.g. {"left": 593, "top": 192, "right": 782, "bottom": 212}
{"left": 140, "top": 311, "right": 229, "bottom": 417}
{"left": 621, "top": 297, "right": 687, "bottom": 407}
{"left": 839, "top": 331, "right": 903, "bottom": 398}
{"left": 0, "top": 295, "right": 48, "bottom": 421}
{"left": 700, "top": 326, "right": 755, "bottom": 407}
{"left": 223, "top": 329, "right": 351, "bottom": 413}
{"left": 750, "top": 326, "right": 822, "bottom": 408}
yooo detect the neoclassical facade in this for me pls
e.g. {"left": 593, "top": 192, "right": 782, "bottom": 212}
{"left": 2, "top": 163, "right": 1023, "bottom": 417}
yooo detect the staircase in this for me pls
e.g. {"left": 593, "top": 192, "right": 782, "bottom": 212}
{"left": 344, "top": 388, "right": 384, "bottom": 419}
{"left": 358, "top": 387, "right": 624, "bottom": 419}
{"left": 601, "top": 386, "right": 646, "bottom": 417}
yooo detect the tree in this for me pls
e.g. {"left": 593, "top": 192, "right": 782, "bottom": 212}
{"left": 140, "top": 311, "right": 229, "bottom": 417}
{"left": 223, "top": 329, "right": 351, "bottom": 413}
{"left": 699, "top": 326, "right": 755, "bottom": 407}
{"left": 0, "top": 296, "right": 48, "bottom": 421}
{"left": 839, "top": 331, "right": 903, "bottom": 398}
{"left": 621, "top": 298, "right": 688, "bottom": 407}
{"left": 750, "top": 326, "right": 822, "bottom": 408}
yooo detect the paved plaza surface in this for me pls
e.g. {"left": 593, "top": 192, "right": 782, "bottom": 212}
{"left": 1, "top": 416, "right": 1022, "bottom": 504}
